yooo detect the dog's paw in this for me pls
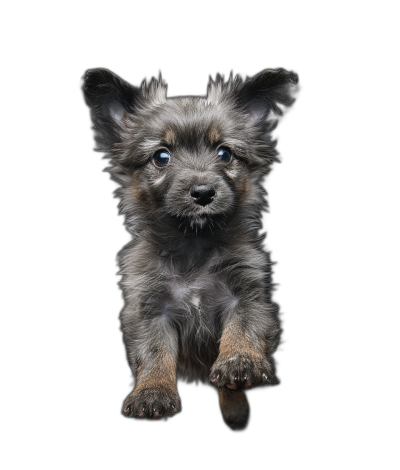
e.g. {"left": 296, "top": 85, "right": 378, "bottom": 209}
{"left": 122, "top": 385, "right": 181, "bottom": 419}
{"left": 210, "top": 354, "right": 278, "bottom": 390}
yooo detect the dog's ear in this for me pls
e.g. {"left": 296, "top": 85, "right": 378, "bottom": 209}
{"left": 212, "top": 69, "right": 298, "bottom": 131}
{"left": 82, "top": 68, "right": 140, "bottom": 151}
{"left": 236, "top": 69, "right": 298, "bottom": 122}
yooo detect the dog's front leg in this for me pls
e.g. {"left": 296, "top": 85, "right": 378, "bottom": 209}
{"left": 210, "top": 302, "right": 281, "bottom": 390}
{"left": 121, "top": 315, "right": 181, "bottom": 419}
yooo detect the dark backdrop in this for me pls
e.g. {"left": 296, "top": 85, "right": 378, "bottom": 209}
{"left": 34, "top": 34, "right": 360, "bottom": 465}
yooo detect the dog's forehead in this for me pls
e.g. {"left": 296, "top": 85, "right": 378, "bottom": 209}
{"left": 146, "top": 96, "right": 237, "bottom": 147}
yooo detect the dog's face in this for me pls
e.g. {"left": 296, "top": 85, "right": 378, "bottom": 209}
{"left": 83, "top": 69, "right": 298, "bottom": 232}
{"left": 125, "top": 96, "right": 251, "bottom": 230}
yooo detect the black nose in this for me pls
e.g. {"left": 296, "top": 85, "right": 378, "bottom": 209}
{"left": 190, "top": 184, "right": 216, "bottom": 206}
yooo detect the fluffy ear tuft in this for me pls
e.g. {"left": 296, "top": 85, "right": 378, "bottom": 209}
{"left": 82, "top": 68, "right": 140, "bottom": 151}
{"left": 236, "top": 68, "right": 298, "bottom": 122}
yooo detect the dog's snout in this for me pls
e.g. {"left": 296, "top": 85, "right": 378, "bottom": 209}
{"left": 190, "top": 184, "right": 216, "bottom": 206}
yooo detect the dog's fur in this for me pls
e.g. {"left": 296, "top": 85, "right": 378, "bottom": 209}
{"left": 83, "top": 68, "right": 298, "bottom": 430}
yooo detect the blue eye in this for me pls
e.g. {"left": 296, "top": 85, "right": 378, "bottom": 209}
{"left": 217, "top": 147, "right": 232, "bottom": 163}
{"left": 153, "top": 149, "right": 170, "bottom": 166}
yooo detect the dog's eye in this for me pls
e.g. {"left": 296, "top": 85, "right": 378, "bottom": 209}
{"left": 217, "top": 147, "right": 232, "bottom": 163}
{"left": 153, "top": 149, "right": 170, "bottom": 167}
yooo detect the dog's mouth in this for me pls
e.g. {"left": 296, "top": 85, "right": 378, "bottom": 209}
{"left": 169, "top": 212, "right": 226, "bottom": 232}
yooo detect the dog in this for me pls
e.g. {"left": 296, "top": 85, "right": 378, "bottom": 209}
{"left": 82, "top": 67, "right": 298, "bottom": 430}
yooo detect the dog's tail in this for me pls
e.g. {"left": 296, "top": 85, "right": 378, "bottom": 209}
{"left": 218, "top": 389, "right": 249, "bottom": 430}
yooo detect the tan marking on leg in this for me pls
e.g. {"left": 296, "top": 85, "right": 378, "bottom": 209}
{"left": 210, "top": 322, "right": 274, "bottom": 390}
{"left": 123, "top": 350, "right": 180, "bottom": 419}
{"left": 218, "top": 322, "right": 264, "bottom": 359}
{"left": 135, "top": 350, "right": 177, "bottom": 392}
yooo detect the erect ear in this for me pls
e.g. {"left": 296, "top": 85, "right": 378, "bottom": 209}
{"left": 82, "top": 68, "right": 141, "bottom": 151}
{"left": 236, "top": 68, "right": 298, "bottom": 122}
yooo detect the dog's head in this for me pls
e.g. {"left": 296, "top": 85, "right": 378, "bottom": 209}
{"left": 83, "top": 68, "right": 298, "bottom": 234}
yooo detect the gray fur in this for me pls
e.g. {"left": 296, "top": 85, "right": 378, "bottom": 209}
{"left": 83, "top": 67, "right": 298, "bottom": 421}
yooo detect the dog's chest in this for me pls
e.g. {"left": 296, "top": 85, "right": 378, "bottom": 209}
{"left": 165, "top": 268, "right": 238, "bottom": 324}
{"left": 167, "top": 270, "right": 214, "bottom": 315}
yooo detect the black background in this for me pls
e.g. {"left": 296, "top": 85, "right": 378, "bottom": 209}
{"left": 25, "top": 25, "right": 368, "bottom": 468}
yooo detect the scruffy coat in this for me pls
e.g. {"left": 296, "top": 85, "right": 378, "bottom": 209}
{"left": 83, "top": 68, "right": 298, "bottom": 429}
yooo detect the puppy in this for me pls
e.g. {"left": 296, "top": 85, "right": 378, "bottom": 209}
{"left": 83, "top": 68, "right": 298, "bottom": 430}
